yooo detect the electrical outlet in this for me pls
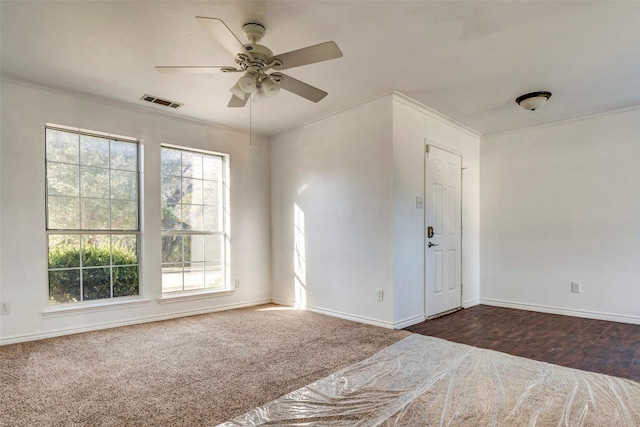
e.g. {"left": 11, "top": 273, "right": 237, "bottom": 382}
{"left": 377, "top": 289, "right": 384, "bottom": 301}
{"left": 0, "top": 301, "right": 10, "bottom": 315}
{"left": 571, "top": 281, "right": 581, "bottom": 293}
{"left": 416, "top": 196, "right": 424, "bottom": 209}
{"left": 235, "top": 279, "right": 240, "bottom": 288}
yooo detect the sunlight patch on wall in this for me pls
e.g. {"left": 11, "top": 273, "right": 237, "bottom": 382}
{"left": 294, "top": 203, "right": 307, "bottom": 309}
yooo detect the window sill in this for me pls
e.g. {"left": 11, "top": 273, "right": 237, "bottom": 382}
{"left": 158, "top": 288, "right": 234, "bottom": 304}
{"left": 42, "top": 297, "right": 152, "bottom": 318}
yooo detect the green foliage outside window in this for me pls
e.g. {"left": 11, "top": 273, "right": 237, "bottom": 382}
{"left": 48, "top": 241, "right": 138, "bottom": 304}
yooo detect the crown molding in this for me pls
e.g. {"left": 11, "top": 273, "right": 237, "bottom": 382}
{"left": 391, "top": 91, "right": 481, "bottom": 139}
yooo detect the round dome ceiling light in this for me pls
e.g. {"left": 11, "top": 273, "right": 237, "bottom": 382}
{"left": 515, "top": 91, "right": 552, "bottom": 111}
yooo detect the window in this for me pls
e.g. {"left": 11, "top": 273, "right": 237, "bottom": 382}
{"left": 45, "top": 127, "right": 139, "bottom": 304}
{"left": 160, "top": 146, "right": 227, "bottom": 293}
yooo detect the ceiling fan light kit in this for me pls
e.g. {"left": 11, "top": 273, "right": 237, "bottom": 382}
{"left": 237, "top": 73, "right": 258, "bottom": 93}
{"left": 516, "top": 91, "right": 552, "bottom": 111}
{"left": 261, "top": 76, "right": 280, "bottom": 98}
{"left": 230, "top": 80, "right": 247, "bottom": 99}
{"left": 156, "top": 16, "right": 343, "bottom": 107}
{"left": 253, "top": 85, "right": 268, "bottom": 103}
{"left": 230, "top": 70, "right": 281, "bottom": 101}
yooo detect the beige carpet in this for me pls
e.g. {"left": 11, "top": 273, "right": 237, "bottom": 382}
{"left": 0, "top": 304, "right": 410, "bottom": 426}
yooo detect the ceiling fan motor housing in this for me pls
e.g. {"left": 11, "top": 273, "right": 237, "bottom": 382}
{"left": 243, "top": 43, "right": 273, "bottom": 58}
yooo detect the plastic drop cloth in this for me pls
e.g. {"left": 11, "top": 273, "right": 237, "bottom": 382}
{"left": 219, "top": 334, "right": 640, "bottom": 426}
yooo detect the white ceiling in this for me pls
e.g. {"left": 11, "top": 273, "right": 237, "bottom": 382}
{"left": 3, "top": 1, "right": 640, "bottom": 136}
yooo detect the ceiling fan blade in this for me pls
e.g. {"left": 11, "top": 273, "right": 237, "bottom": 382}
{"left": 228, "top": 93, "right": 249, "bottom": 108}
{"left": 195, "top": 16, "right": 246, "bottom": 58}
{"left": 155, "top": 66, "right": 239, "bottom": 74}
{"left": 272, "top": 73, "right": 328, "bottom": 103}
{"left": 271, "top": 41, "right": 343, "bottom": 70}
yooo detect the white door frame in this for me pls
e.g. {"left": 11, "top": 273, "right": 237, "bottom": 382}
{"left": 424, "top": 140, "right": 464, "bottom": 318}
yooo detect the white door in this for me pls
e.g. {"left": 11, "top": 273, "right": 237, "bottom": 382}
{"left": 425, "top": 145, "right": 462, "bottom": 318}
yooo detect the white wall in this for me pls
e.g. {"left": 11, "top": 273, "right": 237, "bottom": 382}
{"left": 270, "top": 93, "right": 481, "bottom": 328}
{"left": 0, "top": 79, "right": 272, "bottom": 344}
{"left": 480, "top": 107, "right": 640, "bottom": 323}
{"left": 270, "top": 96, "right": 396, "bottom": 327}
{"left": 392, "top": 94, "right": 481, "bottom": 327}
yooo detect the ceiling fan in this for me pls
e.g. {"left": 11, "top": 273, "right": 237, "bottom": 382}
{"left": 156, "top": 17, "right": 343, "bottom": 108}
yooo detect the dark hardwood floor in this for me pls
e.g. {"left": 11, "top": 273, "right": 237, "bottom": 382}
{"left": 405, "top": 305, "right": 640, "bottom": 381}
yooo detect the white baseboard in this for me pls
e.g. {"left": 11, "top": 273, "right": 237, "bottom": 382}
{"left": 463, "top": 299, "right": 480, "bottom": 309}
{"left": 270, "top": 298, "right": 295, "bottom": 307}
{"left": 393, "top": 301, "right": 480, "bottom": 329}
{"left": 0, "top": 298, "right": 272, "bottom": 346}
{"left": 480, "top": 299, "right": 640, "bottom": 325}
{"left": 393, "top": 314, "right": 426, "bottom": 329}
{"left": 271, "top": 300, "right": 413, "bottom": 330}
{"left": 305, "top": 305, "right": 395, "bottom": 329}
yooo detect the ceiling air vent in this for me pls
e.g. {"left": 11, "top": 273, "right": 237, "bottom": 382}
{"left": 140, "top": 94, "right": 183, "bottom": 109}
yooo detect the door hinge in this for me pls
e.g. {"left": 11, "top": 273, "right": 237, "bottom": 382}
{"left": 425, "top": 144, "right": 430, "bottom": 154}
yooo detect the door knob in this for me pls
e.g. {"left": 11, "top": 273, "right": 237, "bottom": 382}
{"left": 428, "top": 242, "right": 439, "bottom": 248}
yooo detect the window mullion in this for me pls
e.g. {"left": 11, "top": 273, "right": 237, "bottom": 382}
{"left": 47, "top": 230, "right": 140, "bottom": 236}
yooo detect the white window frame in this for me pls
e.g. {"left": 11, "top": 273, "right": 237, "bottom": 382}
{"left": 45, "top": 124, "right": 141, "bottom": 305}
{"left": 159, "top": 144, "right": 229, "bottom": 296}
